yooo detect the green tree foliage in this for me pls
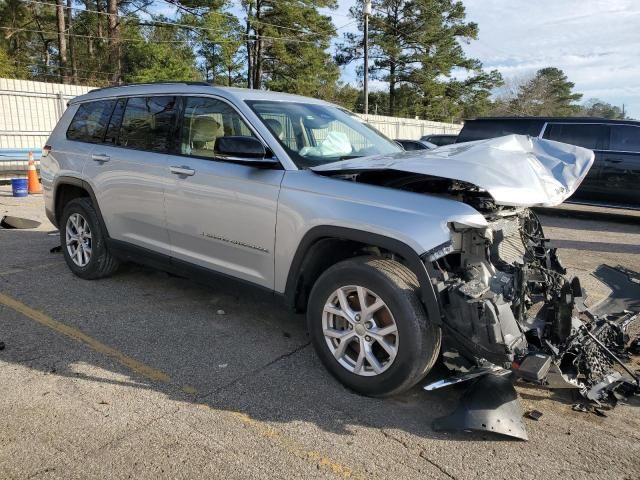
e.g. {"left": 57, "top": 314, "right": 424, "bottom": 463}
{"left": 121, "top": 20, "right": 201, "bottom": 83}
{"left": 337, "top": 0, "right": 502, "bottom": 120}
{"left": 507, "top": 67, "right": 583, "bottom": 116}
{"left": 580, "top": 98, "right": 627, "bottom": 119}
{"left": 244, "top": 0, "right": 339, "bottom": 96}
{"left": 0, "top": 0, "right": 514, "bottom": 122}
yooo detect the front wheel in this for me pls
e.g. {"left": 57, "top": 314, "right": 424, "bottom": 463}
{"left": 307, "top": 256, "right": 441, "bottom": 397}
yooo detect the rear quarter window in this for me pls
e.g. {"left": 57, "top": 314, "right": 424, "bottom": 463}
{"left": 609, "top": 125, "right": 640, "bottom": 153}
{"left": 66, "top": 100, "right": 115, "bottom": 143}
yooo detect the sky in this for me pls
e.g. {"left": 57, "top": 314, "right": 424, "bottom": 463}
{"left": 151, "top": 0, "right": 640, "bottom": 118}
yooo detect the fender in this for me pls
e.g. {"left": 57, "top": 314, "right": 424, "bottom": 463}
{"left": 284, "top": 225, "right": 441, "bottom": 323}
{"left": 52, "top": 176, "right": 110, "bottom": 236}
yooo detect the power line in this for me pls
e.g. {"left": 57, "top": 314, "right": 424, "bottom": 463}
{"left": 0, "top": 26, "right": 241, "bottom": 43}
{"left": 20, "top": 0, "right": 333, "bottom": 42}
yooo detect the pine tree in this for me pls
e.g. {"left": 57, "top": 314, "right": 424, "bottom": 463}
{"left": 243, "top": 0, "right": 339, "bottom": 96}
{"left": 509, "top": 67, "right": 583, "bottom": 116}
{"left": 337, "top": 0, "right": 501, "bottom": 120}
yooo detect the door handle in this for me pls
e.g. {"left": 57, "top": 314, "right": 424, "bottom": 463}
{"left": 92, "top": 153, "right": 110, "bottom": 162}
{"left": 170, "top": 166, "right": 196, "bottom": 176}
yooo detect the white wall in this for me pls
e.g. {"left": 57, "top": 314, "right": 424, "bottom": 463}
{"left": 0, "top": 78, "right": 95, "bottom": 149}
{"left": 0, "top": 78, "right": 461, "bottom": 149}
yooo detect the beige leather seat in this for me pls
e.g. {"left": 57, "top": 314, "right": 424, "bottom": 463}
{"left": 188, "top": 116, "right": 224, "bottom": 158}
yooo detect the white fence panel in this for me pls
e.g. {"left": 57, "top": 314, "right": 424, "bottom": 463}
{"left": 0, "top": 78, "right": 95, "bottom": 149}
{"left": 357, "top": 113, "right": 462, "bottom": 139}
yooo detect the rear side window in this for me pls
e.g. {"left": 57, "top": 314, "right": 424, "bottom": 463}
{"left": 119, "top": 96, "right": 178, "bottom": 152}
{"left": 66, "top": 100, "right": 115, "bottom": 143}
{"left": 609, "top": 125, "right": 640, "bottom": 153}
{"left": 543, "top": 123, "right": 609, "bottom": 150}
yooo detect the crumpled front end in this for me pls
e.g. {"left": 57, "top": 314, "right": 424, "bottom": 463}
{"left": 428, "top": 207, "right": 638, "bottom": 397}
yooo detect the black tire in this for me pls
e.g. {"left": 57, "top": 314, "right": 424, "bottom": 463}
{"left": 60, "top": 197, "right": 119, "bottom": 279}
{"left": 307, "top": 256, "right": 441, "bottom": 397}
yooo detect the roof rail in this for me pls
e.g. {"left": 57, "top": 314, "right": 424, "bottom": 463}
{"left": 88, "top": 81, "right": 211, "bottom": 94}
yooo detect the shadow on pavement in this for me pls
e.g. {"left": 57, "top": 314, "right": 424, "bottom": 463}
{"left": 1, "top": 229, "right": 638, "bottom": 447}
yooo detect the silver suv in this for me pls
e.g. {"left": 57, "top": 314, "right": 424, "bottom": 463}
{"left": 42, "top": 82, "right": 595, "bottom": 397}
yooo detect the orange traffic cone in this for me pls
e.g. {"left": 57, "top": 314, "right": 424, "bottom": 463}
{"left": 27, "top": 151, "right": 42, "bottom": 194}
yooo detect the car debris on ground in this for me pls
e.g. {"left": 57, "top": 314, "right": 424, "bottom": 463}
{"left": 426, "top": 263, "right": 640, "bottom": 440}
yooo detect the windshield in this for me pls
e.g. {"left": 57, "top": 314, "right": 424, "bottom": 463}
{"left": 246, "top": 100, "right": 401, "bottom": 168}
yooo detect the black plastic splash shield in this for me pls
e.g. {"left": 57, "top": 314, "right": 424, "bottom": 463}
{"left": 432, "top": 374, "right": 528, "bottom": 441}
{"left": 590, "top": 265, "right": 640, "bottom": 315}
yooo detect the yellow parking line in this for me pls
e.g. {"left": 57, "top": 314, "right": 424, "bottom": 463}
{"left": 0, "top": 292, "right": 171, "bottom": 383}
{"left": 0, "top": 291, "right": 362, "bottom": 479}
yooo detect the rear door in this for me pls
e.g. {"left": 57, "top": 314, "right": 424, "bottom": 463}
{"left": 600, "top": 124, "right": 640, "bottom": 206}
{"left": 542, "top": 122, "right": 609, "bottom": 202}
{"left": 163, "top": 96, "right": 283, "bottom": 289}
{"left": 82, "top": 95, "right": 177, "bottom": 255}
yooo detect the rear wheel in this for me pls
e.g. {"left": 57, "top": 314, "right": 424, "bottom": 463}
{"left": 307, "top": 256, "right": 441, "bottom": 397}
{"left": 60, "top": 197, "right": 119, "bottom": 279}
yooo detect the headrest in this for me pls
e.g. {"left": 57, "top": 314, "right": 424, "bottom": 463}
{"left": 191, "top": 116, "right": 221, "bottom": 142}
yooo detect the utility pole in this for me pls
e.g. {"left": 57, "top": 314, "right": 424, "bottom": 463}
{"left": 363, "top": 0, "right": 371, "bottom": 115}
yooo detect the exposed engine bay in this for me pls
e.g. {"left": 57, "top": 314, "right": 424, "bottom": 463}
{"left": 322, "top": 168, "right": 640, "bottom": 440}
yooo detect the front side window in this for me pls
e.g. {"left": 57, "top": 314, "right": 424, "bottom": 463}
{"left": 180, "top": 97, "right": 255, "bottom": 158}
{"left": 66, "top": 100, "right": 115, "bottom": 143}
{"left": 543, "top": 123, "right": 609, "bottom": 150}
{"left": 246, "top": 101, "right": 401, "bottom": 168}
{"left": 609, "top": 125, "right": 640, "bottom": 153}
{"left": 118, "top": 96, "right": 178, "bottom": 152}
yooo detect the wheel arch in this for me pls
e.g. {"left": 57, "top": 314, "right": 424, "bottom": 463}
{"left": 54, "top": 176, "right": 109, "bottom": 236}
{"left": 283, "top": 226, "right": 441, "bottom": 322}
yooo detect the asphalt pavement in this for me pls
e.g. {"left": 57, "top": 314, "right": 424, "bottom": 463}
{"left": 1, "top": 187, "right": 639, "bottom": 479}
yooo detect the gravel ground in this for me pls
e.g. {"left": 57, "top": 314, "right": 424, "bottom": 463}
{"left": 1, "top": 187, "right": 639, "bottom": 480}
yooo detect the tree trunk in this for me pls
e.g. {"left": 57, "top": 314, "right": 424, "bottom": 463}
{"left": 56, "top": 0, "right": 68, "bottom": 83}
{"left": 96, "top": 0, "right": 104, "bottom": 39}
{"left": 245, "top": 1, "right": 252, "bottom": 88}
{"left": 107, "top": 0, "right": 121, "bottom": 83}
{"left": 389, "top": 62, "right": 396, "bottom": 116}
{"left": 252, "top": 36, "right": 263, "bottom": 89}
{"left": 67, "top": 0, "right": 78, "bottom": 83}
{"left": 251, "top": 0, "right": 263, "bottom": 89}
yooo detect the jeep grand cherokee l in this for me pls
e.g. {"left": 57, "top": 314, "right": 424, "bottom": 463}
{"left": 43, "top": 82, "right": 606, "bottom": 398}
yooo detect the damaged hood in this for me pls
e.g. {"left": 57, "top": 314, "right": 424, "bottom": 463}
{"left": 312, "top": 135, "right": 595, "bottom": 207}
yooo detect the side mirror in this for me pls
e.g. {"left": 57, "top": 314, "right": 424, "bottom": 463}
{"left": 214, "top": 136, "right": 279, "bottom": 167}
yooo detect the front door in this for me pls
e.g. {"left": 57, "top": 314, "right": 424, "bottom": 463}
{"left": 164, "top": 96, "right": 283, "bottom": 289}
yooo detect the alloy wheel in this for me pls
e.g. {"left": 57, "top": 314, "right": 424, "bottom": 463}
{"left": 322, "top": 285, "right": 399, "bottom": 376}
{"left": 65, "top": 213, "right": 92, "bottom": 267}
